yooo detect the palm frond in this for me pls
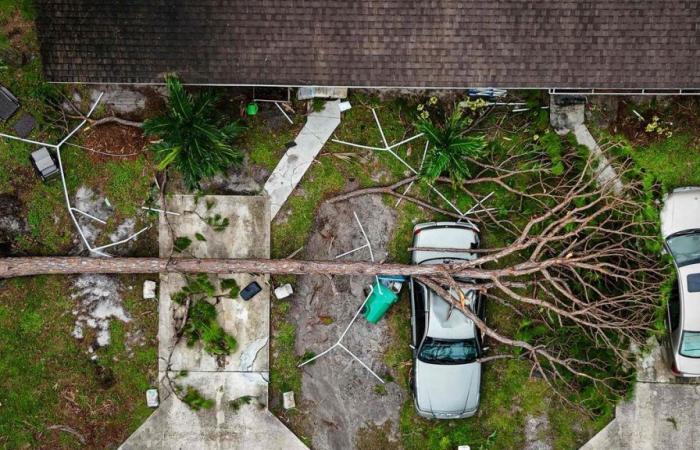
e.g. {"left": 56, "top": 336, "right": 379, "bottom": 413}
{"left": 417, "top": 110, "right": 486, "bottom": 185}
{"left": 143, "top": 74, "right": 244, "bottom": 190}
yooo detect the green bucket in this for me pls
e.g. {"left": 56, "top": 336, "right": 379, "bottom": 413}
{"left": 246, "top": 102, "right": 259, "bottom": 116}
{"left": 363, "top": 281, "right": 399, "bottom": 324}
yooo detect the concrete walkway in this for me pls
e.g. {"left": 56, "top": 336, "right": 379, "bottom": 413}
{"left": 549, "top": 95, "right": 623, "bottom": 194}
{"left": 120, "top": 195, "right": 306, "bottom": 450}
{"left": 264, "top": 100, "right": 341, "bottom": 218}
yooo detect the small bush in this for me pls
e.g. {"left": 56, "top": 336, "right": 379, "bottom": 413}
{"left": 143, "top": 75, "right": 244, "bottom": 190}
{"left": 184, "top": 300, "right": 237, "bottom": 356}
{"left": 181, "top": 386, "right": 214, "bottom": 410}
{"left": 220, "top": 279, "right": 240, "bottom": 298}
{"left": 173, "top": 236, "right": 192, "bottom": 253}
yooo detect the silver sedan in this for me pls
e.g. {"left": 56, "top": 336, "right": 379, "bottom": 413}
{"left": 409, "top": 221, "right": 485, "bottom": 418}
{"left": 661, "top": 187, "right": 700, "bottom": 376}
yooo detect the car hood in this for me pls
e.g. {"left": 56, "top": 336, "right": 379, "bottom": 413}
{"left": 675, "top": 353, "right": 700, "bottom": 376}
{"left": 661, "top": 188, "right": 700, "bottom": 239}
{"left": 415, "top": 359, "right": 480, "bottom": 416}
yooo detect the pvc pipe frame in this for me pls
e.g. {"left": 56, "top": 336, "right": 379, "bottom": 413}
{"left": 332, "top": 108, "right": 480, "bottom": 229}
{"left": 300, "top": 213, "right": 387, "bottom": 382}
{"left": 297, "top": 285, "right": 385, "bottom": 384}
{"left": 0, "top": 92, "right": 149, "bottom": 257}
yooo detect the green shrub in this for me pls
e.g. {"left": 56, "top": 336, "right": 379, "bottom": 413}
{"left": 143, "top": 75, "right": 244, "bottom": 190}
{"left": 180, "top": 386, "right": 214, "bottom": 410}
{"left": 183, "top": 300, "right": 237, "bottom": 356}
{"left": 220, "top": 279, "right": 240, "bottom": 298}
{"left": 416, "top": 110, "right": 486, "bottom": 185}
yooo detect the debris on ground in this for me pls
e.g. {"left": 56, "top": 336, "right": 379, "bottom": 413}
{"left": 289, "top": 195, "right": 403, "bottom": 449}
{"left": 82, "top": 123, "right": 146, "bottom": 161}
{"left": 109, "top": 217, "right": 136, "bottom": 243}
{"left": 274, "top": 283, "right": 293, "bottom": 299}
{"left": 146, "top": 388, "right": 159, "bottom": 408}
{"left": 73, "top": 186, "right": 112, "bottom": 245}
{"left": 524, "top": 414, "right": 553, "bottom": 450}
{"left": 0, "top": 194, "right": 27, "bottom": 254}
{"left": 71, "top": 274, "right": 130, "bottom": 347}
{"left": 142, "top": 280, "right": 156, "bottom": 299}
{"left": 90, "top": 87, "right": 146, "bottom": 115}
{"left": 283, "top": 391, "right": 296, "bottom": 410}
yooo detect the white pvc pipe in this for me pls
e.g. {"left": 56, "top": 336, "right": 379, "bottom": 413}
{"left": 298, "top": 344, "right": 337, "bottom": 368}
{"left": 338, "top": 343, "right": 385, "bottom": 383}
{"left": 331, "top": 139, "right": 386, "bottom": 152}
{"left": 372, "top": 108, "right": 389, "bottom": 149}
{"left": 274, "top": 102, "right": 294, "bottom": 124}
{"left": 91, "top": 225, "right": 150, "bottom": 252}
{"left": 71, "top": 207, "right": 107, "bottom": 224}
{"left": 334, "top": 244, "right": 369, "bottom": 259}
{"left": 387, "top": 133, "right": 424, "bottom": 150}
{"left": 0, "top": 132, "right": 52, "bottom": 147}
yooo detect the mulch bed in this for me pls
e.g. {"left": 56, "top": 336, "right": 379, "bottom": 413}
{"left": 609, "top": 97, "right": 700, "bottom": 147}
{"left": 82, "top": 123, "right": 147, "bottom": 162}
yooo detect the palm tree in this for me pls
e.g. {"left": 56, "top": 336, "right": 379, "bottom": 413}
{"left": 143, "top": 75, "right": 244, "bottom": 190}
{"left": 416, "top": 110, "right": 486, "bottom": 185}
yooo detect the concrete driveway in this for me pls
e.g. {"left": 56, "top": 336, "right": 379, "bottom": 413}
{"left": 581, "top": 341, "right": 700, "bottom": 450}
{"left": 120, "top": 195, "right": 305, "bottom": 450}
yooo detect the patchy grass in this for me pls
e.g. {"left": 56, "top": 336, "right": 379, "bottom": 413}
{"left": 270, "top": 93, "right": 419, "bottom": 259}
{"left": 620, "top": 134, "right": 700, "bottom": 189}
{"left": 269, "top": 300, "right": 302, "bottom": 395}
{"left": 0, "top": 275, "right": 157, "bottom": 449}
{"left": 245, "top": 112, "right": 302, "bottom": 171}
{"left": 589, "top": 96, "right": 700, "bottom": 190}
{"left": 271, "top": 161, "right": 346, "bottom": 258}
{"left": 103, "top": 158, "right": 152, "bottom": 217}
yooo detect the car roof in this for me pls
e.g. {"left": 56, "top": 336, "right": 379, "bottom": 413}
{"left": 412, "top": 222, "right": 479, "bottom": 265}
{"left": 661, "top": 188, "right": 700, "bottom": 239}
{"left": 678, "top": 263, "right": 700, "bottom": 330}
{"left": 426, "top": 287, "right": 476, "bottom": 340}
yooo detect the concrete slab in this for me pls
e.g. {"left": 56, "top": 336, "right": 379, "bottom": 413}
{"left": 572, "top": 124, "right": 624, "bottom": 195}
{"left": 580, "top": 382, "right": 700, "bottom": 450}
{"left": 549, "top": 95, "right": 623, "bottom": 196}
{"left": 158, "top": 272, "right": 269, "bottom": 373}
{"left": 159, "top": 195, "right": 269, "bottom": 259}
{"left": 264, "top": 101, "right": 341, "bottom": 218}
{"left": 121, "top": 195, "right": 305, "bottom": 450}
{"left": 121, "top": 372, "right": 305, "bottom": 450}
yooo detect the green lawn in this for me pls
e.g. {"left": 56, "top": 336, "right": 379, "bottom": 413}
{"left": 0, "top": 275, "right": 157, "bottom": 449}
{"left": 622, "top": 134, "right": 700, "bottom": 189}
{"left": 589, "top": 97, "right": 700, "bottom": 190}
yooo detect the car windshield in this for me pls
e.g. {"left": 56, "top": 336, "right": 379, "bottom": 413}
{"left": 667, "top": 231, "right": 700, "bottom": 267}
{"left": 418, "top": 337, "right": 478, "bottom": 364}
{"left": 680, "top": 331, "right": 700, "bottom": 358}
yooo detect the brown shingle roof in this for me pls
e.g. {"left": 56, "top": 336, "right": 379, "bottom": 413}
{"left": 35, "top": 1, "right": 700, "bottom": 89}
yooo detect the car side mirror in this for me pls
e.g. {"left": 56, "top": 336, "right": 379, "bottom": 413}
{"left": 660, "top": 248, "right": 667, "bottom": 255}
{"left": 482, "top": 346, "right": 490, "bottom": 352}
{"left": 409, "top": 344, "right": 415, "bottom": 350}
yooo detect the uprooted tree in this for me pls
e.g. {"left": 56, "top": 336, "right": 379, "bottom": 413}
{"left": 0, "top": 150, "right": 668, "bottom": 410}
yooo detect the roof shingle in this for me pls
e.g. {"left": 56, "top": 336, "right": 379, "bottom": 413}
{"left": 35, "top": 0, "right": 700, "bottom": 89}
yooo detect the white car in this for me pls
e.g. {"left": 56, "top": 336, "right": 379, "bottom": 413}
{"left": 409, "top": 222, "right": 485, "bottom": 418}
{"left": 660, "top": 187, "right": 700, "bottom": 376}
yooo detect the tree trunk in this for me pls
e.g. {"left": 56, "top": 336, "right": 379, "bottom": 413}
{"left": 0, "top": 257, "right": 484, "bottom": 279}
